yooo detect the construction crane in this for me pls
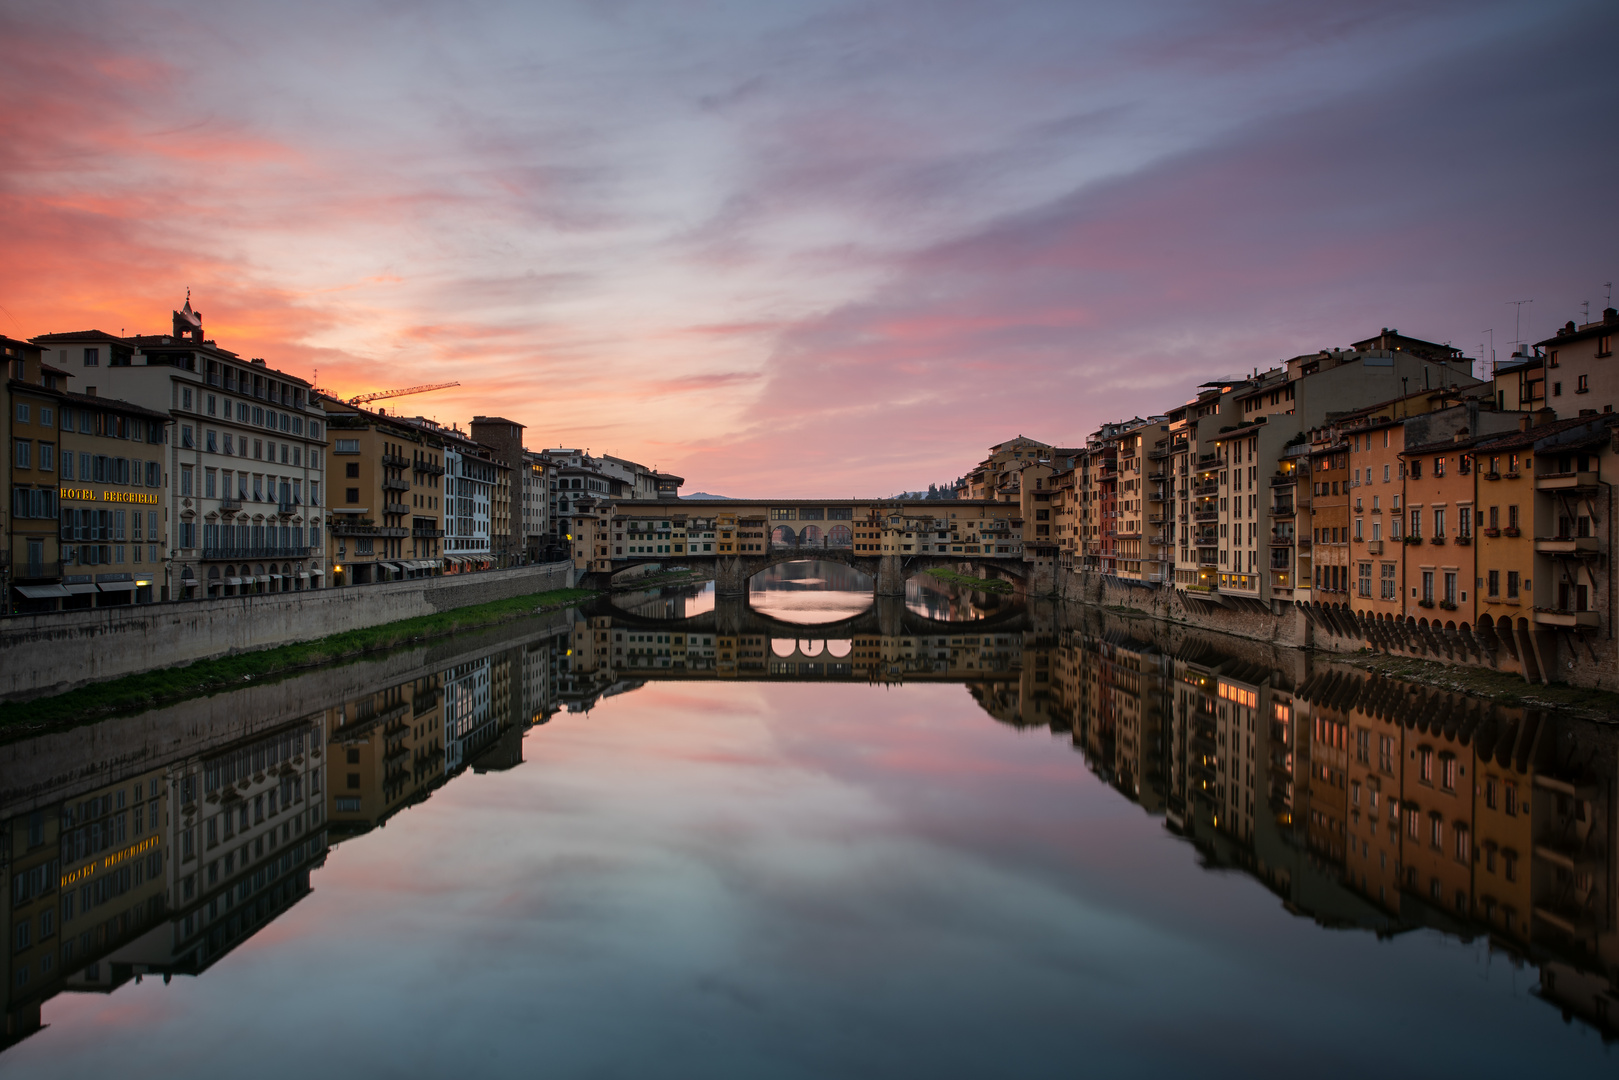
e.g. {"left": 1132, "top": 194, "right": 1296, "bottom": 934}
{"left": 347, "top": 381, "right": 460, "bottom": 406}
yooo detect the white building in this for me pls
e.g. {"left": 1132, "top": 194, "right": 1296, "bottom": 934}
{"left": 33, "top": 299, "right": 328, "bottom": 600}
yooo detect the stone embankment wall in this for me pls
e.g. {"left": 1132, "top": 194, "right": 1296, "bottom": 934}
{"left": 0, "top": 612, "right": 577, "bottom": 815}
{"left": 1052, "top": 567, "right": 1618, "bottom": 692}
{"left": 0, "top": 561, "right": 577, "bottom": 702}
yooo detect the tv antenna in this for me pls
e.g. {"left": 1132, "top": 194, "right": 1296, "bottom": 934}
{"left": 1506, "top": 299, "right": 1533, "bottom": 352}
{"left": 1480, "top": 329, "right": 1495, "bottom": 379}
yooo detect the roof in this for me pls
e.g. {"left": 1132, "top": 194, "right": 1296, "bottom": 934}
{"left": 1536, "top": 311, "right": 1618, "bottom": 349}
{"left": 1472, "top": 413, "right": 1618, "bottom": 453}
{"left": 31, "top": 330, "right": 130, "bottom": 346}
{"left": 5, "top": 379, "right": 171, "bottom": 420}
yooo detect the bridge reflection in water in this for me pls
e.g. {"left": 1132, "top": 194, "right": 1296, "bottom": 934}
{"left": 1, "top": 598, "right": 1616, "bottom": 1061}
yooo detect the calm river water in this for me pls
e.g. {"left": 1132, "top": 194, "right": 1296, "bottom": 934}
{"left": 1, "top": 560, "right": 1614, "bottom": 1076}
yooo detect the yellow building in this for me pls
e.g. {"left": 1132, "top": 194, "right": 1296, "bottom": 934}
{"left": 320, "top": 400, "right": 449, "bottom": 587}
{"left": 6, "top": 337, "right": 172, "bottom": 612}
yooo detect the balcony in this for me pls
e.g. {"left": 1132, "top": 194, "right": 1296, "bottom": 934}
{"left": 202, "top": 546, "right": 312, "bottom": 560}
{"left": 1365, "top": 540, "right": 1383, "bottom": 554}
{"left": 1147, "top": 490, "right": 1165, "bottom": 501}
{"left": 414, "top": 460, "right": 446, "bottom": 476}
{"left": 382, "top": 477, "right": 410, "bottom": 493}
{"left": 384, "top": 502, "right": 410, "bottom": 515}
{"left": 382, "top": 452, "right": 410, "bottom": 468}
{"left": 219, "top": 496, "right": 243, "bottom": 511}
{"left": 412, "top": 527, "right": 445, "bottom": 538}
{"left": 1193, "top": 510, "right": 1219, "bottom": 522}
{"left": 1268, "top": 533, "right": 1294, "bottom": 546}
{"left": 1537, "top": 470, "right": 1599, "bottom": 491}
{"left": 1534, "top": 608, "right": 1600, "bottom": 629}
{"left": 1270, "top": 474, "right": 1298, "bottom": 487}
{"left": 1271, "top": 501, "right": 1295, "bottom": 517}
{"left": 1192, "top": 483, "right": 1219, "bottom": 497}
{"left": 1535, "top": 536, "right": 1601, "bottom": 556}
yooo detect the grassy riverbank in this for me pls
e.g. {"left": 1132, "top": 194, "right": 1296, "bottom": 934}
{"left": 923, "top": 567, "right": 1015, "bottom": 593}
{"left": 1, "top": 586, "right": 596, "bottom": 731}
{"left": 1338, "top": 651, "right": 1619, "bottom": 722}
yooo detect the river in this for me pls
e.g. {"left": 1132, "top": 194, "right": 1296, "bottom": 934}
{"left": 0, "top": 559, "right": 1612, "bottom": 1076}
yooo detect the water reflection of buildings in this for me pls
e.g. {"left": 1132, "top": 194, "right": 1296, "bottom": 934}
{"left": 0, "top": 623, "right": 584, "bottom": 1054}
{"left": 1037, "top": 625, "right": 1619, "bottom": 1041}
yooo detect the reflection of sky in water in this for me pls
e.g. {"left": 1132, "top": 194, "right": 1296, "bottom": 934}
{"left": 10, "top": 682, "right": 1605, "bottom": 1079}
{"left": 904, "top": 573, "right": 1005, "bottom": 622}
{"left": 748, "top": 561, "right": 872, "bottom": 625}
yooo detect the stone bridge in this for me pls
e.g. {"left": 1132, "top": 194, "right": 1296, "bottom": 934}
{"left": 584, "top": 550, "right": 1036, "bottom": 597}
{"left": 576, "top": 497, "right": 1053, "bottom": 593}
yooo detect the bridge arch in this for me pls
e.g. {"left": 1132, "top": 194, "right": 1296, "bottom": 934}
{"left": 771, "top": 525, "right": 797, "bottom": 547}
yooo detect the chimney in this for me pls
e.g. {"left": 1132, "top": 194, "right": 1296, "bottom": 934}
{"left": 1519, "top": 413, "right": 1533, "bottom": 432}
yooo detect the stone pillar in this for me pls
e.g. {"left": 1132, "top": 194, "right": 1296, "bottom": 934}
{"left": 875, "top": 555, "right": 906, "bottom": 597}
{"left": 715, "top": 556, "right": 751, "bottom": 597}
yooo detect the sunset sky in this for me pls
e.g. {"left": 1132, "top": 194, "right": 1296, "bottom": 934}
{"left": 3, "top": 0, "right": 1614, "bottom": 497}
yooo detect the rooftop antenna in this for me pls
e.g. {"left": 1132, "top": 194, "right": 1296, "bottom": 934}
{"left": 1582, "top": 300, "right": 1591, "bottom": 324}
{"left": 1607, "top": 281, "right": 1614, "bottom": 308}
{"left": 1506, "top": 299, "right": 1533, "bottom": 352}
{"left": 1480, "top": 329, "right": 1494, "bottom": 380}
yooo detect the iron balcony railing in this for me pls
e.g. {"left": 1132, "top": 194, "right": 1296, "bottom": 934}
{"left": 202, "top": 546, "right": 312, "bottom": 560}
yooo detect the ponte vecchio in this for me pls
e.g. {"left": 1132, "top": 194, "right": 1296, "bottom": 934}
{"left": 566, "top": 499, "right": 1053, "bottom": 596}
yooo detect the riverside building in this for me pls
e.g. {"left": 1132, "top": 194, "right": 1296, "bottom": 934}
{"left": 318, "top": 400, "right": 447, "bottom": 585}
{"left": 5, "top": 337, "right": 172, "bottom": 611}
{"left": 32, "top": 299, "right": 329, "bottom": 600}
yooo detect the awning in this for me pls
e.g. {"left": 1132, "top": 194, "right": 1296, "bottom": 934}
{"left": 269, "top": 574, "right": 283, "bottom": 581}
{"left": 13, "top": 584, "right": 71, "bottom": 599}
{"left": 298, "top": 572, "right": 311, "bottom": 580}
{"left": 227, "top": 577, "right": 243, "bottom": 586}
{"left": 65, "top": 583, "right": 100, "bottom": 594}
{"left": 97, "top": 580, "right": 137, "bottom": 592}
{"left": 311, "top": 568, "right": 326, "bottom": 576}
{"left": 380, "top": 562, "right": 403, "bottom": 574}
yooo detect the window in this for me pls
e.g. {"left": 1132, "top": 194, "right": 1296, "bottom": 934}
{"left": 346, "top": 488, "right": 360, "bottom": 504}
{"left": 346, "top": 462, "right": 360, "bottom": 478}
{"left": 14, "top": 440, "right": 29, "bottom": 468}
{"left": 1409, "top": 508, "right": 1421, "bottom": 539}
{"left": 1444, "top": 571, "right": 1456, "bottom": 605}
{"left": 1420, "top": 746, "right": 1434, "bottom": 783}
{"left": 1441, "top": 755, "right": 1456, "bottom": 790}
{"left": 1487, "top": 569, "right": 1499, "bottom": 597}
{"left": 1577, "top": 373, "right": 1589, "bottom": 393}
{"left": 1506, "top": 571, "right": 1519, "bottom": 599}
{"left": 1381, "top": 562, "right": 1396, "bottom": 599}
{"left": 181, "top": 465, "right": 194, "bottom": 495}
{"left": 83, "top": 348, "right": 99, "bottom": 366}
{"left": 1358, "top": 562, "right": 1372, "bottom": 597}
{"left": 1434, "top": 508, "right": 1446, "bottom": 538}
{"left": 335, "top": 438, "right": 360, "bottom": 454}
{"left": 1434, "top": 457, "right": 1445, "bottom": 477}
{"left": 1421, "top": 570, "right": 1434, "bottom": 603}
{"left": 15, "top": 403, "right": 28, "bottom": 423}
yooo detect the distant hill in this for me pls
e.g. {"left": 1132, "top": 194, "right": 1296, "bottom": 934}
{"left": 681, "top": 492, "right": 736, "bottom": 500}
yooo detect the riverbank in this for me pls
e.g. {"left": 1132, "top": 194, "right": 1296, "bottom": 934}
{"left": 1333, "top": 650, "right": 1619, "bottom": 722}
{"left": 0, "top": 586, "right": 595, "bottom": 732}
{"left": 924, "top": 567, "right": 1014, "bottom": 593}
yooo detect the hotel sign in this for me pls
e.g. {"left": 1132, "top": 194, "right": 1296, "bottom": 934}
{"left": 59, "top": 487, "right": 160, "bottom": 505}
{"left": 60, "top": 834, "right": 160, "bottom": 888}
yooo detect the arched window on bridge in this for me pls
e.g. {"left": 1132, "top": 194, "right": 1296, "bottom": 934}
{"left": 771, "top": 525, "right": 797, "bottom": 547}
{"left": 828, "top": 524, "right": 852, "bottom": 548}
{"left": 800, "top": 524, "right": 823, "bottom": 547}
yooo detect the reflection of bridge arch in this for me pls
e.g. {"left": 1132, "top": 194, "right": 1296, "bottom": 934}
{"left": 598, "top": 594, "right": 1033, "bottom": 640}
